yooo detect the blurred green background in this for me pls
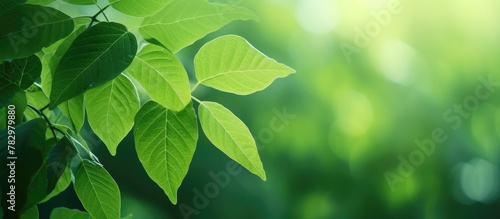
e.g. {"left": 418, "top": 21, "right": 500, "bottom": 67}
{"left": 40, "top": 0, "right": 500, "bottom": 218}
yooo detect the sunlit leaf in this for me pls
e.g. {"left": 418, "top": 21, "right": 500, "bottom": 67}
{"left": 109, "top": 0, "right": 172, "bottom": 17}
{"left": 139, "top": 0, "right": 257, "bottom": 53}
{"left": 134, "top": 101, "right": 198, "bottom": 204}
{"left": 86, "top": 74, "right": 140, "bottom": 155}
{"left": 127, "top": 44, "right": 191, "bottom": 111}
{"left": 59, "top": 94, "right": 85, "bottom": 133}
{"left": 74, "top": 160, "right": 121, "bottom": 219}
{"left": 50, "top": 208, "right": 93, "bottom": 219}
{"left": 195, "top": 35, "right": 295, "bottom": 95}
{"left": 198, "top": 101, "right": 266, "bottom": 180}
{"left": 50, "top": 22, "right": 137, "bottom": 109}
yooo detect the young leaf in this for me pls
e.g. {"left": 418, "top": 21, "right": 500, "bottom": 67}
{"left": 127, "top": 44, "right": 191, "bottom": 111}
{"left": 50, "top": 208, "right": 93, "bottom": 219}
{"left": 139, "top": 0, "right": 257, "bottom": 53}
{"left": 0, "top": 4, "right": 74, "bottom": 59}
{"left": 74, "top": 160, "right": 121, "bottom": 219}
{"left": 59, "top": 94, "right": 85, "bottom": 133}
{"left": 134, "top": 101, "right": 198, "bottom": 204}
{"left": 26, "top": 83, "right": 49, "bottom": 109}
{"left": 109, "top": 0, "right": 172, "bottom": 17}
{"left": 0, "top": 55, "right": 42, "bottom": 90}
{"left": 20, "top": 205, "right": 38, "bottom": 219}
{"left": 195, "top": 35, "right": 295, "bottom": 95}
{"left": 86, "top": 74, "right": 140, "bottom": 155}
{"left": 50, "top": 22, "right": 137, "bottom": 109}
{"left": 198, "top": 101, "right": 266, "bottom": 180}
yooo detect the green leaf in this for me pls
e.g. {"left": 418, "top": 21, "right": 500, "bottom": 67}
{"left": 0, "top": 55, "right": 42, "bottom": 90}
{"left": 46, "top": 136, "right": 77, "bottom": 193}
{"left": 134, "top": 101, "right": 198, "bottom": 204}
{"left": 74, "top": 160, "right": 121, "bottom": 219}
{"left": 42, "top": 25, "right": 86, "bottom": 97}
{"left": 40, "top": 166, "right": 71, "bottom": 203}
{"left": 139, "top": 0, "right": 257, "bottom": 53}
{"left": 194, "top": 35, "right": 295, "bottom": 95}
{"left": 198, "top": 101, "right": 266, "bottom": 180}
{"left": 63, "top": 0, "right": 96, "bottom": 5}
{"left": 86, "top": 74, "right": 140, "bottom": 155}
{"left": 24, "top": 136, "right": 72, "bottom": 211}
{"left": 7, "top": 90, "right": 27, "bottom": 124}
{"left": 26, "top": 84, "right": 49, "bottom": 109}
{"left": 0, "top": 82, "right": 22, "bottom": 109}
{"left": 127, "top": 44, "right": 191, "bottom": 111}
{"left": 27, "top": 0, "right": 56, "bottom": 5}
{"left": 50, "top": 22, "right": 137, "bottom": 109}
{"left": 0, "top": 4, "right": 74, "bottom": 59}
{"left": 0, "top": 0, "right": 26, "bottom": 16}
{"left": 109, "top": 0, "right": 172, "bottom": 17}
{"left": 59, "top": 94, "right": 85, "bottom": 133}
{"left": 50, "top": 208, "right": 93, "bottom": 219}
{"left": 0, "top": 119, "right": 46, "bottom": 218}
{"left": 20, "top": 205, "right": 38, "bottom": 219}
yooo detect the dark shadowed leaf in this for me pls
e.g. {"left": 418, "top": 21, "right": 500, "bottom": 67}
{"left": 0, "top": 4, "right": 74, "bottom": 59}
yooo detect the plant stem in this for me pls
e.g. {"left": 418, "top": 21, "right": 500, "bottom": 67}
{"left": 95, "top": 4, "right": 110, "bottom": 22}
{"left": 88, "top": 4, "right": 110, "bottom": 27}
{"left": 27, "top": 104, "right": 59, "bottom": 141}
{"left": 191, "top": 96, "right": 202, "bottom": 104}
{"left": 191, "top": 82, "right": 200, "bottom": 93}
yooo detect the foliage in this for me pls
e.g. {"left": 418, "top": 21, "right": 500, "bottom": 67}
{"left": 0, "top": 0, "right": 294, "bottom": 218}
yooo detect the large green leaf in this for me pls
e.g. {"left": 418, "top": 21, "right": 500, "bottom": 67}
{"left": 0, "top": 119, "right": 46, "bottom": 218}
{"left": 109, "top": 0, "right": 172, "bottom": 17}
{"left": 50, "top": 208, "right": 93, "bottom": 219}
{"left": 127, "top": 44, "right": 191, "bottom": 111}
{"left": 0, "top": 4, "right": 74, "bottom": 59}
{"left": 50, "top": 22, "right": 137, "bottom": 109}
{"left": 0, "top": 55, "right": 42, "bottom": 89}
{"left": 59, "top": 94, "right": 85, "bottom": 133}
{"left": 0, "top": 0, "right": 26, "bottom": 15}
{"left": 139, "top": 0, "right": 257, "bottom": 53}
{"left": 42, "top": 25, "right": 86, "bottom": 97}
{"left": 86, "top": 74, "right": 140, "bottom": 155}
{"left": 194, "top": 35, "right": 295, "bottom": 95}
{"left": 134, "top": 101, "right": 198, "bottom": 204}
{"left": 20, "top": 205, "right": 38, "bottom": 219}
{"left": 198, "top": 101, "right": 266, "bottom": 180}
{"left": 74, "top": 160, "right": 121, "bottom": 219}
